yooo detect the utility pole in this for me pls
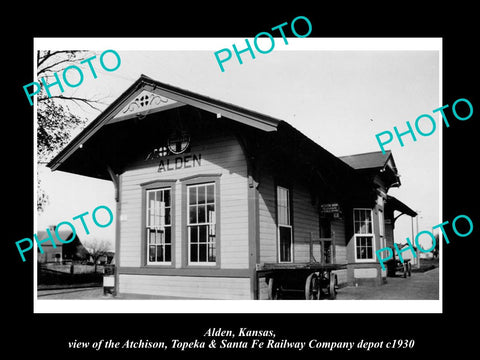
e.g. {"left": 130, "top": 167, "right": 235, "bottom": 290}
{"left": 410, "top": 216, "right": 418, "bottom": 269}
{"left": 415, "top": 211, "right": 422, "bottom": 269}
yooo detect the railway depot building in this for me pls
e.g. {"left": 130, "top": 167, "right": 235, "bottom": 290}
{"left": 48, "top": 75, "right": 416, "bottom": 300}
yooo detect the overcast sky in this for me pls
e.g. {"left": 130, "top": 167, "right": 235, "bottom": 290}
{"left": 36, "top": 38, "right": 441, "bottom": 250}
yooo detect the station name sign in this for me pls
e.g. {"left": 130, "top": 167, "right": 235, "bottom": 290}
{"left": 320, "top": 203, "right": 342, "bottom": 218}
{"left": 158, "top": 153, "right": 202, "bottom": 173}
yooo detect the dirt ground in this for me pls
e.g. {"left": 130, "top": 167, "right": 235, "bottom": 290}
{"left": 336, "top": 267, "right": 439, "bottom": 300}
{"left": 37, "top": 265, "right": 439, "bottom": 301}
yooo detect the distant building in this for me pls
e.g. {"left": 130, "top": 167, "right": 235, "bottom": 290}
{"left": 96, "top": 251, "right": 115, "bottom": 265}
{"left": 36, "top": 226, "right": 90, "bottom": 263}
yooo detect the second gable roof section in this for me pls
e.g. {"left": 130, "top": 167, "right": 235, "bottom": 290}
{"left": 48, "top": 74, "right": 281, "bottom": 171}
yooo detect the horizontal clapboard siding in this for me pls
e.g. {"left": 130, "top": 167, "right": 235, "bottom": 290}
{"left": 293, "top": 185, "right": 319, "bottom": 263}
{"left": 119, "top": 274, "right": 251, "bottom": 299}
{"left": 332, "top": 219, "right": 347, "bottom": 265}
{"left": 118, "top": 134, "right": 250, "bottom": 298}
{"left": 258, "top": 174, "right": 322, "bottom": 264}
{"left": 258, "top": 174, "right": 277, "bottom": 263}
{"left": 257, "top": 173, "right": 349, "bottom": 272}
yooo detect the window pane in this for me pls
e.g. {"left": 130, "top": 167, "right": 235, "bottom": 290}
{"left": 208, "top": 243, "right": 216, "bottom": 262}
{"left": 149, "top": 245, "right": 156, "bottom": 262}
{"left": 199, "top": 243, "right": 207, "bottom": 262}
{"left": 199, "top": 225, "right": 207, "bottom": 243}
{"left": 359, "top": 219, "right": 365, "bottom": 234}
{"left": 165, "top": 227, "right": 171, "bottom": 244}
{"left": 165, "top": 244, "right": 171, "bottom": 262}
{"left": 148, "top": 191, "right": 155, "bottom": 227}
{"left": 278, "top": 206, "right": 286, "bottom": 225}
{"left": 165, "top": 208, "right": 171, "bottom": 225}
{"left": 366, "top": 221, "right": 372, "bottom": 234}
{"left": 208, "top": 224, "right": 216, "bottom": 237}
{"left": 277, "top": 187, "right": 290, "bottom": 226}
{"left": 354, "top": 209, "right": 361, "bottom": 222}
{"left": 189, "top": 205, "right": 197, "bottom": 224}
{"left": 279, "top": 226, "right": 292, "bottom": 262}
{"left": 190, "top": 226, "right": 198, "bottom": 243}
{"left": 164, "top": 189, "right": 170, "bottom": 206}
{"left": 206, "top": 184, "right": 214, "bottom": 203}
{"left": 198, "top": 204, "right": 206, "bottom": 223}
{"left": 154, "top": 199, "right": 161, "bottom": 228}
{"left": 156, "top": 245, "right": 163, "bottom": 262}
{"left": 189, "top": 186, "right": 197, "bottom": 205}
{"left": 277, "top": 187, "right": 287, "bottom": 207}
{"left": 190, "top": 244, "right": 198, "bottom": 262}
{"left": 364, "top": 210, "right": 372, "bottom": 222}
{"left": 198, "top": 185, "right": 206, "bottom": 204}
{"left": 354, "top": 221, "right": 361, "bottom": 234}
{"left": 207, "top": 203, "right": 215, "bottom": 216}
{"left": 367, "top": 246, "right": 372, "bottom": 259}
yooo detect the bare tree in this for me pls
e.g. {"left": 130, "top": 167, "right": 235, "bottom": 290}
{"left": 82, "top": 238, "right": 113, "bottom": 273}
{"left": 36, "top": 50, "right": 107, "bottom": 212}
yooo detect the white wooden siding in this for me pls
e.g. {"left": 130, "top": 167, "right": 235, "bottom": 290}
{"left": 293, "top": 186, "right": 320, "bottom": 263}
{"left": 332, "top": 219, "right": 347, "bottom": 265}
{"left": 257, "top": 173, "right": 349, "bottom": 267}
{"left": 118, "top": 134, "right": 249, "bottom": 271}
{"left": 119, "top": 274, "right": 251, "bottom": 299}
{"left": 257, "top": 174, "right": 277, "bottom": 263}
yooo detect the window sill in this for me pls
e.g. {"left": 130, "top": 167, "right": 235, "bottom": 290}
{"left": 186, "top": 263, "right": 219, "bottom": 269}
{"left": 143, "top": 263, "right": 175, "bottom": 268}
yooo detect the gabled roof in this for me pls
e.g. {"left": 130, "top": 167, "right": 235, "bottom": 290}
{"left": 45, "top": 75, "right": 374, "bottom": 203}
{"left": 339, "top": 150, "right": 401, "bottom": 188}
{"left": 339, "top": 150, "right": 393, "bottom": 170}
{"left": 36, "top": 229, "right": 75, "bottom": 247}
{"left": 47, "top": 75, "right": 281, "bottom": 173}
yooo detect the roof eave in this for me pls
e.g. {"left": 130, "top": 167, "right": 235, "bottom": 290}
{"left": 47, "top": 76, "right": 149, "bottom": 171}
{"left": 47, "top": 75, "right": 281, "bottom": 172}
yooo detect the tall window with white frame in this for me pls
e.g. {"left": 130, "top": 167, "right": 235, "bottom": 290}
{"left": 188, "top": 183, "right": 216, "bottom": 265}
{"left": 146, "top": 188, "right": 172, "bottom": 264}
{"left": 353, "top": 208, "right": 375, "bottom": 261}
{"left": 277, "top": 186, "right": 292, "bottom": 263}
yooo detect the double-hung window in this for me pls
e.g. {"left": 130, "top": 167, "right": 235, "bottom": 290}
{"left": 146, "top": 188, "right": 172, "bottom": 264}
{"left": 353, "top": 208, "right": 375, "bottom": 261}
{"left": 277, "top": 186, "right": 292, "bottom": 263}
{"left": 187, "top": 183, "right": 216, "bottom": 265}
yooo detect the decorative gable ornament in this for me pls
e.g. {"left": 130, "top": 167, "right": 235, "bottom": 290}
{"left": 111, "top": 90, "right": 181, "bottom": 123}
{"left": 122, "top": 91, "right": 170, "bottom": 115}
